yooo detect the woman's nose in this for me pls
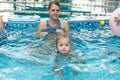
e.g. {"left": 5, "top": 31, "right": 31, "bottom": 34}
{"left": 54, "top": 10, "right": 57, "bottom": 13}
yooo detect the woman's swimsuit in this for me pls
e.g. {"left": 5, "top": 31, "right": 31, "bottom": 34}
{"left": 41, "top": 20, "right": 64, "bottom": 49}
{"left": 42, "top": 20, "right": 64, "bottom": 34}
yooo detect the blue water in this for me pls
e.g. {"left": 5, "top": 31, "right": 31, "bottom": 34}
{"left": 0, "top": 18, "right": 120, "bottom": 80}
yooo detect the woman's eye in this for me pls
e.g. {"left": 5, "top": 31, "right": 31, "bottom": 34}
{"left": 51, "top": 9, "right": 59, "bottom": 12}
{"left": 51, "top": 9, "right": 55, "bottom": 11}
{"left": 56, "top": 10, "right": 60, "bottom": 12}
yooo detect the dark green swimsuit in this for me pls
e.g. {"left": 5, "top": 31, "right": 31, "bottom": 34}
{"left": 42, "top": 20, "right": 63, "bottom": 34}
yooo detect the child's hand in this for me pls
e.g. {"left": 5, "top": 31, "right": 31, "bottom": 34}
{"left": 53, "top": 67, "right": 63, "bottom": 77}
{"left": 57, "top": 70, "right": 63, "bottom": 77}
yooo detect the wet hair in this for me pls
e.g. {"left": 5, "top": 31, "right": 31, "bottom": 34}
{"left": 48, "top": 1, "right": 60, "bottom": 10}
{"left": 56, "top": 34, "right": 70, "bottom": 45}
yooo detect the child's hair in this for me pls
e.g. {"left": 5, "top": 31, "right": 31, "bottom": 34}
{"left": 56, "top": 34, "right": 72, "bottom": 54}
{"left": 56, "top": 34, "right": 70, "bottom": 45}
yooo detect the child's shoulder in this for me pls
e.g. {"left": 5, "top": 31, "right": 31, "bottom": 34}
{"left": 69, "top": 51, "right": 75, "bottom": 56}
{"left": 49, "top": 54, "right": 60, "bottom": 61}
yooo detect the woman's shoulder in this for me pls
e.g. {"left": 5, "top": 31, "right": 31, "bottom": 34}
{"left": 60, "top": 20, "right": 69, "bottom": 29}
{"left": 39, "top": 21, "right": 46, "bottom": 25}
{"left": 38, "top": 21, "right": 47, "bottom": 28}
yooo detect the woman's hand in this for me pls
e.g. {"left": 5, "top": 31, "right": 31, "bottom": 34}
{"left": 34, "top": 32, "right": 48, "bottom": 37}
{"left": 40, "top": 32, "right": 48, "bottom": 36}
{"left": 56, "top": 29, "right": 65, "bottom": 35}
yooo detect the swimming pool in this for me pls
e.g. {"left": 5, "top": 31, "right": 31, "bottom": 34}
{"left": 0, "top": 16, "right": 120, "bottom": 80}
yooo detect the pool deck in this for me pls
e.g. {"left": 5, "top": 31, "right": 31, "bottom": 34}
{"left": 4, "top": 15, "right": 109, "bottom": 24}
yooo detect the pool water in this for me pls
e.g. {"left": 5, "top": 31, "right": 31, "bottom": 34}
{"left": 0, "top": 18, "right": 120, "bottom": 80}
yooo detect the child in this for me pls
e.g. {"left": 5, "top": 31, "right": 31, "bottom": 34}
{"left": 53, "top": 34, "right": 75, "bottom": 77}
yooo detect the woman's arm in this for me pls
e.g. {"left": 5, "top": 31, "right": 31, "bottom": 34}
{"left": 34, "top": 21, "right": 48, "bottom": 37}
{"left": 61, "top": 20, "right": 70, "bottom": 35}
{"left": 56, "top": 20, "right": 69, "bottom": 35}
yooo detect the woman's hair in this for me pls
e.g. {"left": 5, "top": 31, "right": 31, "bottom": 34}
{"left": 48, "top": 1, "right": 60, "bottom": 10}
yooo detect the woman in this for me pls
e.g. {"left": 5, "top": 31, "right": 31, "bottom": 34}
{"left": 32, "top": 1, "right": 70, "bottom": 54}
{"left": 35, "top": 1, "right": 69, "bottom": 37}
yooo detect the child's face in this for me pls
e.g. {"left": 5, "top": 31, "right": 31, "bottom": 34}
{"left": 57, "top": 37, "right": 70, "bottom": 54}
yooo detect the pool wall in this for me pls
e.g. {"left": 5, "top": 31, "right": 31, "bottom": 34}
{"left": 5, "top": 17, "right": 109, "bottom": 31}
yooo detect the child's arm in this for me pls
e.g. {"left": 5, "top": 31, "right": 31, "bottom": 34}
{"left": 53, "top": 60, "right": 63, "bottom": 77}
{"left": 53, "top": 60, "right": 59, "bottom": 72}
{"left": 70, "top": 53, "right": 86, "bottom": 64}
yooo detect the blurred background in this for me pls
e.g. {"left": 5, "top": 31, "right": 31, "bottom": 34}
{"left": 0, "top": 0, "right": 120, "bottom": 18}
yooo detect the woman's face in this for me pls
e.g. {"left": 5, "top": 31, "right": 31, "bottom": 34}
{"left": 57, "top": 37, "right": 70, "bottom": 54}
{"left": 48, "top": 4, "right": 60, "bottom": 20}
